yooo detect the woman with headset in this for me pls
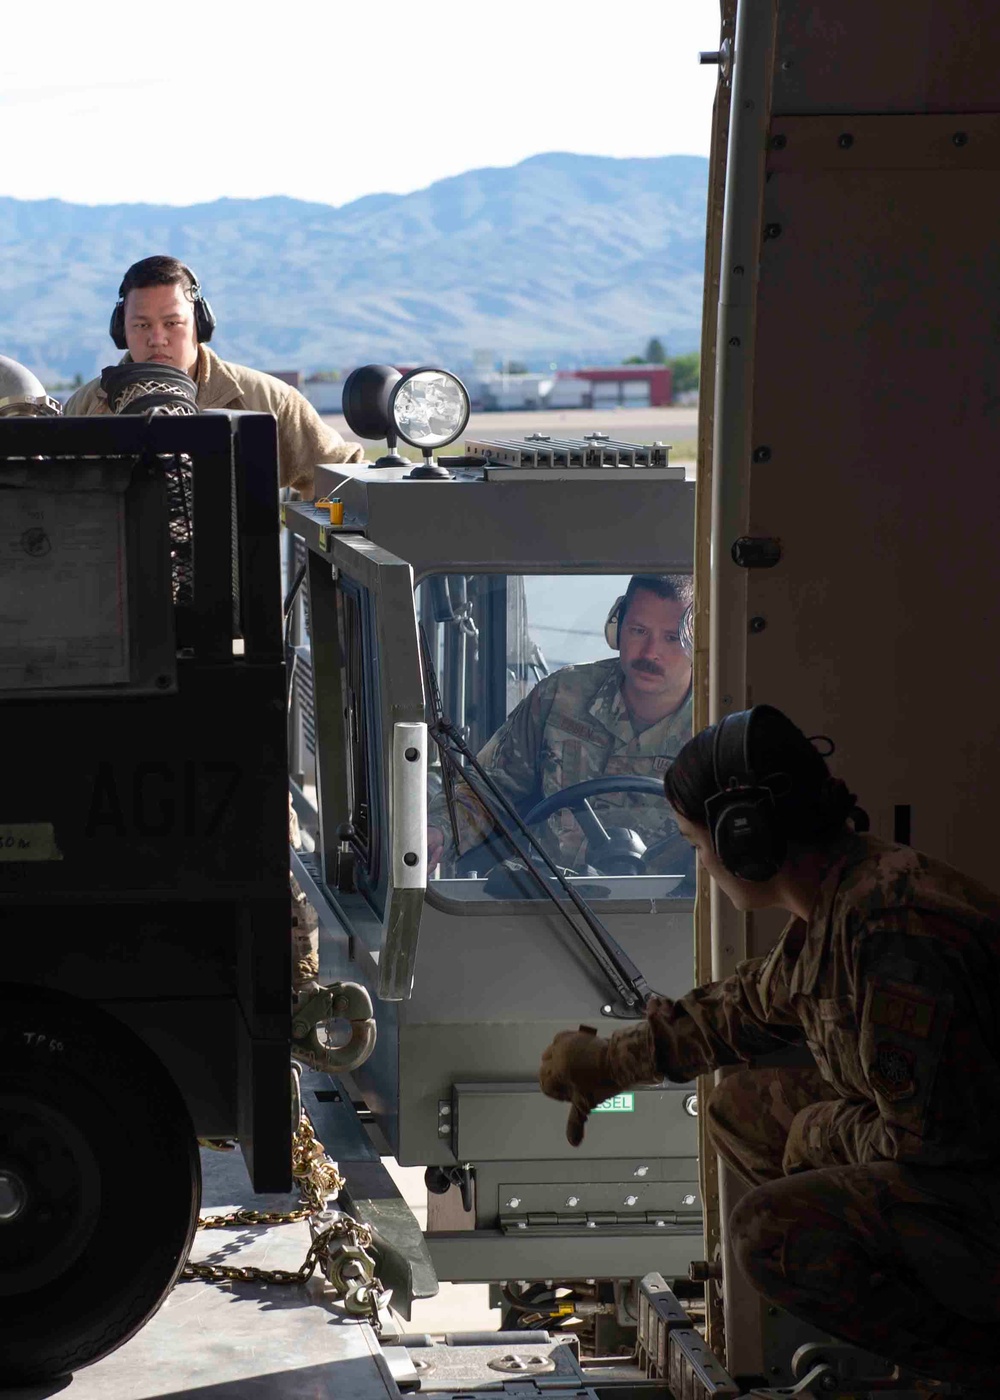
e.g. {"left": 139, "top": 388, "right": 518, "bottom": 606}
{"left": 539, "top": 704, "right": 1000, "bottom": 1395}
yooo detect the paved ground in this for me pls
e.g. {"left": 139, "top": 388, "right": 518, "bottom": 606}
{"left": 382, "top": 1159, "right": 498, "bottom": 1333}
{"left": 322, "top": 405, "right": 699, "bottom": 463}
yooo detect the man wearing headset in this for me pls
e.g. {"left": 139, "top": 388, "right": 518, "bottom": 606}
{"left": 540, "top": 704, "right": 1000, "bottom": 1396}
{"left": 427, "top": 573, "right": 694, "bottom": 875}
{"left": 64, "top": 255, "right": 362, "bottom": 494}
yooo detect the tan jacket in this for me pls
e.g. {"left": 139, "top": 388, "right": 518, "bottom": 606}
{"left": 64, "top": 346, "right": 363, "bottom": 494}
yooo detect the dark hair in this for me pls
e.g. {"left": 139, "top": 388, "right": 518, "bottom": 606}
{"left": 621, "top": 573, "right": 693, "bottom": 625}
{"left": 119, "top": 255, "right": 197, "bottom": 302}
{"left": 663, "top": 704, "right": 866, "bottom": 847}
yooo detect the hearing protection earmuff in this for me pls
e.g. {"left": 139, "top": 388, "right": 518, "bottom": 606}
{"left": 604, "top": 597, "right": 623, "bottom": 648}
{"left": 109, "top": 264, "right": 217, "bottom": 350}
{"left": 604, "top": 595, "right": 694, "bottom": 657}
{"left": 703, "top": 708, "right": 786, "bottom": 882}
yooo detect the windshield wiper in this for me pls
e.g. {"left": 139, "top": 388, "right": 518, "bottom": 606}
{"left": 419, "top": 625, "right": 653, "bottom": 1014}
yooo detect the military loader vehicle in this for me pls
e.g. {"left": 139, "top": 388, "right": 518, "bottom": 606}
{"left": 283, "top": 363, "right": 702, "bottom": 1313}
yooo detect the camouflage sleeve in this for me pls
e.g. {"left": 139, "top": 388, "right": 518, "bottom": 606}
{"left": 428, "top": 773, "right": 496, "bottom": 854}
{"left": 641, "top": 950, "right": 806, "bottom": 1084}
{"left": 428, "top": 682, "right": 552, "bottom": 854}
{"left": 784, "top": 913, "right": 1000, "bottom": 1169}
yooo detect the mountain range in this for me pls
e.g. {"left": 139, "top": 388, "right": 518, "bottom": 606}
{"left": 0, "top": 153, "right": 709, "bottom": 382}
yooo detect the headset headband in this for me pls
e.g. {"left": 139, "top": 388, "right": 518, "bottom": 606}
{"left": 116, "top": 262, "right": 202, "bottom": 301}
{"left": 712, "top": 710, "right": 754, "bottom": 796}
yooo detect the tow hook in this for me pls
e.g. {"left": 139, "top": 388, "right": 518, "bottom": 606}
{"left": 291, "top": 980, "right": 377, "bottom": 1073}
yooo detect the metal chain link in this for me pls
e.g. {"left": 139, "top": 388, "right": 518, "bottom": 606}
{"left": 180, "top": 1110, "right": 385, "bottom": 1332}
{"left": 292, "top": 1112, "right": 348, "bottom": 1215}
{"left": 193, "top": 1116, "right": 346, "bottom": 1231}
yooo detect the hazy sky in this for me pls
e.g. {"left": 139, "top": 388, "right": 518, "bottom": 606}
{"left": 4, "top": 0, "right": 722, "bottom": 208}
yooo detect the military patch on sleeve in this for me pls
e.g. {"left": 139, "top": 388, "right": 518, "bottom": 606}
{"left": 869, "top": 984, "right": 935, "bottom": 1040}
{"left": 652, "top": 755, "right": 673, "bottom": 774}
{"left": 869, "top": 1042, "right": 916, "bottom": 1101}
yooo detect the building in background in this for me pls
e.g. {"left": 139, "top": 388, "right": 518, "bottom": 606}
{"left": 299, "top": 362, "right": 677, "bottom": 418}
{"left": 565, "top": 365, "right": 673, "bottom": 408}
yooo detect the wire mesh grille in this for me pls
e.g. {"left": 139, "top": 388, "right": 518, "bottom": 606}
{"left": 164, "top": 454, "right": 194, "bottom": 607}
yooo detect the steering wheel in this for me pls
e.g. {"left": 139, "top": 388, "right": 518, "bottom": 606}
{"left": 522, "top": 776, "right": 693, "bottom": 878}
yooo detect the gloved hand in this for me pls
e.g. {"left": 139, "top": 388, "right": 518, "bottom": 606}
{"left": 539, "top": 1026, "right": 625, "bottom": 1147}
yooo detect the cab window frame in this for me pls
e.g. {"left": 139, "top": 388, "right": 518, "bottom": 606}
{"left": 415, "top": 566, "right": 694, "bottom": 911}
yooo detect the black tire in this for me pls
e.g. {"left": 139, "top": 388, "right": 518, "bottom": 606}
{"left": 0, "top": 988, "right": 200, "bottom": 1382}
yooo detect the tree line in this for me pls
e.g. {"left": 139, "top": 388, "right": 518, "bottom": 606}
{"left": 623, "top": 338, "right": 699, "bottom": 395}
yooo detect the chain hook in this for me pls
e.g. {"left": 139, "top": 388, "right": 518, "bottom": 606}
{"left": 291, "top": 980, "right": 377, "bottom": 1074}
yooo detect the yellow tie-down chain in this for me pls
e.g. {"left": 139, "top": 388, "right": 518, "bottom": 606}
{"left": 183, "top": 1112, "right": 388, "bottom": 1332}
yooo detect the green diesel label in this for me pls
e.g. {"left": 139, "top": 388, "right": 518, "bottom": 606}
{"left": 592, "top": 1092, "right": 635, "bottom": 1113}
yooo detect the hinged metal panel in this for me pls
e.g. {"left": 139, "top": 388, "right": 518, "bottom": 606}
{"left": 494, "top": 1180, "right": 701, "bottom": 1217}
{"left": 499, "top": 1212, "right": 700, "bottom": 1237}
{"left": 452, "top": 1080, "right": 698, "bottom": 1163}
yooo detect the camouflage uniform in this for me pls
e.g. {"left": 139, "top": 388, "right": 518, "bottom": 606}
{"left": 429, "top": 657, "right": 692, "bottom": 870}
{"left": 607, "top": 833, "right": 1000, "bottom": 1388}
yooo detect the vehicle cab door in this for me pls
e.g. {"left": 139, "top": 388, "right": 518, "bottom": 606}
{"left": 289, "top": 515, "right": 427, "bottom": 1001}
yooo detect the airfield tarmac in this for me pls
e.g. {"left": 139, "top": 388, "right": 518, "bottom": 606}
{"left": 382, "top": 1160, "right": 499, "bottom": 1332}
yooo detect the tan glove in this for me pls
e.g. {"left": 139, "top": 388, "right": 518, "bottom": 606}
{"left": 539, "top": 1022, "right": 657, "bottom": 1146}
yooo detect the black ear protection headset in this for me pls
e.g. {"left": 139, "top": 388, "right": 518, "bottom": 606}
{"left": 604, "top": 594, "right": 694, "bottom": 658}
{"left": 109, "top": 264, "right": 217, "bottom": 350}
{"left": 703, "top": 707, "right": 786, "bottom": 882}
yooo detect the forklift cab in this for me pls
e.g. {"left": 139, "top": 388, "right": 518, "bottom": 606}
{"left": 284, "top": 421, "right": 702, "bottom": 1296}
